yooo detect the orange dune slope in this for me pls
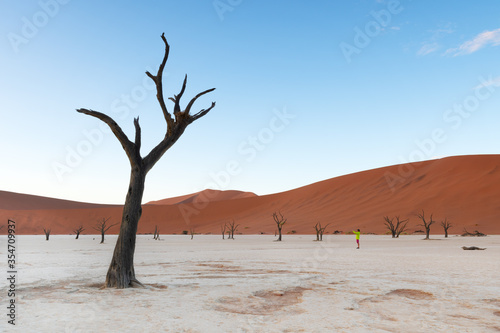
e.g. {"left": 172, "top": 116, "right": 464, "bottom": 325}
{"left": 0, "top": 190, "right": 116, "bottom": 210}
{"left": 1, "top": 155, "right": 499, "bottom": 235}
{"left": 146, "top": 190, "right": 257, "bottom": 205}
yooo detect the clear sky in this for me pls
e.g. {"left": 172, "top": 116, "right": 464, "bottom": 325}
{"left": 1, "top": 0, "right": 499, "bottom": 204}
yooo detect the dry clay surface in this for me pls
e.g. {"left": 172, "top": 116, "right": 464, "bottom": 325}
{"left": 2, "top": 234, "right": 499, "bottom": 332}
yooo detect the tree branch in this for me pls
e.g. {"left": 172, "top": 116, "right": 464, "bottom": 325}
{"left": 104, "top": 223, "right": 119, "bottom": 232}
{"left": 184, "top": 88, "right": 216, "bottom": 117}
{"left": 134, "top": 117, "right": 141, "bottom": 154}
{"left": 145, "top": 33, "right": 174, "bottom": 135}
{"left": 77, "top": 108, "right": 136, "bottom": 161}
{"left": 169, "top": 74, "right": 188, "bottom": 119}
{"left": 189, "top": 101, "right": 216, "bottom": 124}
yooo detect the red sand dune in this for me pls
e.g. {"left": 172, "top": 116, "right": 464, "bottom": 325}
{"left": 1, "top": 155, "right": 499, "bottom": 235}
{"left": 147, "top": 189, "right": 257, "bottom": 205}
{"left": 0, "top": 190, "right": 115, "bottom": 210}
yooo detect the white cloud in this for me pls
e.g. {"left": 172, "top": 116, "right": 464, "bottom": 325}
{"left": 447, "top": 28, "right": 500, "bottom": 56}
{"left": 416, "top": 23, "right": 454, "bottom": 56}
{"left": 474, "top": 76, "right": 500, "bottom": 90}
{"left": 417, "top": 42, "right": 439, "bottom": 56}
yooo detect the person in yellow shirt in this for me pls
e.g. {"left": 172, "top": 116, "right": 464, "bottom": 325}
{"left": 353, "top": 229, "right": 361, "bottom": 249}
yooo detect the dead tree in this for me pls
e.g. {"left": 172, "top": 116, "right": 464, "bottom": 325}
{"left": 416, "top": 210, "right": 435, "bottom": 240}
{"left": 273, "top": 211, "right": 287, "bottom": 241}
{"left": 190, "top": 228, "right": 195, "bottom": 240}
{"left": 314, "top": 222, "right": 329, "bottom": 241}
{"left": 226, "top": 220, "right": 239, "bottom": 239}
{"left": 221, "top": 223, "right": 226, "bottom": 240}
{"left": 77, "top": 33, "right": 215, "bottom": 288}
{"left": 461, "top": 228, "right": 486, "bottom": 237}
{"left": 43, "top": 227, "right": 51, "bottom": 241}
{"left": 93, "top": 218, "right": 118, "bottom": 244}
{"left": 153, "top": 225, "right": 160, "bottom": 240}
{"left": 440, "top": 218, "right": 452, "bottom": 238}
{"left": 383, "top": 216, "right": 409, "bottom": 238}
{"left": 462, "top": 246, "right": 486, "bottom": 250}
{"left": 73, "top": 225, "right": 85, "bottom": 239}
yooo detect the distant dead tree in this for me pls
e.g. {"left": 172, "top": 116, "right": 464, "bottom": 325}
{"left": 416, "top": 210, "right": 435, "bottom": 240}
{"left": 461, "top": 228, "right": 486, "bottom": 237}
{"left": 462, "top": 246, "right": 486, "bottom": 250}
{"left": 43, "top": 227, "right": 51, "bottom": 241}
{"left": 383, "top": 216, "right": 409, "bottom": 238}
{"left": 440, "top": 218, "right": 452, "bottom": 238}
{"left": 93, "top": 218, "right": 118, "bottom": 244}
{"left": 153, "top": 225, "right": 160, "bottom": 240}
{"left": 226, "top": 220, "right": 239, "bottom": 240}
{"left": 190, "top": 228, "right": 195, "bottom": 240}
{"left": 314, "top": 222, "right": 329, "bottom": 241}
{"left": 73, "top": 225, "right": 85, "bottom": 239}
{"left": 273, "top": 211, "right": 287, "bottom": 241}
{"left": 221, "top": 223, "right": 226, "bottom": 240}
{"left": 77, "top": 33, "right": 216, "bottom": 288}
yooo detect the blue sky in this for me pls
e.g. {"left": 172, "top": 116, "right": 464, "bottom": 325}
{"left": 1, "top": 0, "right": 499, "bottom": 204}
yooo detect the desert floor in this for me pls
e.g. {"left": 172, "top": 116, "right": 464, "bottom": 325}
{"left": 1, "top": 234, "right": 499, "bottom": 332}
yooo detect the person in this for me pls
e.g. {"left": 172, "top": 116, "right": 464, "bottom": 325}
{"left": 353, "top": 229, "right": 361, "bottom": 249}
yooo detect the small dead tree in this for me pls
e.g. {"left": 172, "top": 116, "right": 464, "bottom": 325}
{"left": 73, "top": 225, "right": 85, "bottom": 239}
{"left": 43, "top": 227, "right": 51, "bottom": 241}
{"left": 441, "top": 218, "right": 452, "bottom": 238}
{"left": 93, "top": 218, "right": 118, "bottom": 244}
{"left": 153, "top": 225, "right": 160, "bottom": 240}
{"left": 273, "top": 211, "right": 287, "bottom": 241}
{"left": 226, "top": 220, "right": 239, "bottom": 240}
{"left": 383, "top": 216, "right": 409, "bottom": 238}
{"left": 314, "top": 222, "right": 329, "bottom": 241}
{"left": 416, "top": 210, "right": 435, "bottom": 240}
{"left": 190, "top": 228, "right": 195, "bottom": 240}
{"left": 220, "top": 223, "right": 226, "bottom": 240}
{"left": 461, "top": 228, "right": 486, "bottom": 237}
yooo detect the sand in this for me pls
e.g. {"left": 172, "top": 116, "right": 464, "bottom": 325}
{"left": 1, "top": 234, "right": 499, "bottom": 332}
{"left": 2, "top": 155, "right": 500, "bottom": 236}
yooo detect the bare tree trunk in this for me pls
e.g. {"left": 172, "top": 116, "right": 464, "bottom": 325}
{"left": 441, "top": 218, "right": 451, "bottom": 238}
{"left": 273, "top": 211, "right": 286, "bottom": 242}
{"left": 105, "top": 169, "right": 145, "bottom": 288}
{"left": 153, "top": 225, "right": 160, "bottom": 240}
{"left": 43, "top": 228, "right": 51, "bottom": 241}
{"left": 221, "top": 224, "right": 226, "bottom": 240}
{"left": 74, "top": 225, "right": 85, "bottom": 239}
{"left": 417, "top": 210, "right": 435, "bottom": 240}
{"left": 314, "top": 222, "right": 328, "bottom": 241}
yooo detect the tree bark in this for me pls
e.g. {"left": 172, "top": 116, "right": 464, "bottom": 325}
{"left": 105, "top": 168, "right": 145, "bottom": 288}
